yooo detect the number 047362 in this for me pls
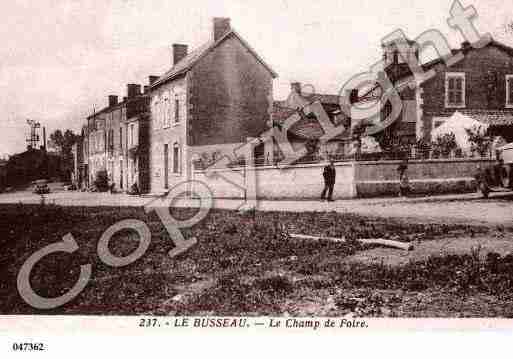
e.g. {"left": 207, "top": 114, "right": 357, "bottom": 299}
{"left": 12, "top": 343, "right": 46, "bottom": 351}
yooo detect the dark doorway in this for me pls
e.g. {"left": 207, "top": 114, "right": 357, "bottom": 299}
{"left": 120, "top": 159, "right": 123, "bottom": 189}
{"left": 164, "top": 144, "right": 169, "bottom": 189}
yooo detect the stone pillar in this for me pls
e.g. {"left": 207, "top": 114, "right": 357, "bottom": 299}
{"left": 263, "top": 136, "right": 274, "bottom": 165}
{"left": 415, "top": 88, "right": 424, "bottom": 141}
{"left": 246, "top": 137, "right": 256, "bottom": 167}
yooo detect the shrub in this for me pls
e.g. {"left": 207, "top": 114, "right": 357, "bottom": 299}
{"left": 432, "top": 132, "right": 458, "bottom": 158}
{"left": 94, "top": 169, "right": 109, "bottom": 192}
{"left": 254, "top": 275, "right": 293, "bottom": 295}
{"left": 466, "top": 125, "right": 491, "bottom": 157}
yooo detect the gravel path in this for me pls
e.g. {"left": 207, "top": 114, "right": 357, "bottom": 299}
{"left": 0, "top": 189, "right": 511, "bottom": 226}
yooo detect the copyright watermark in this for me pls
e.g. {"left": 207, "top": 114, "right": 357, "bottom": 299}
{"left": 17, "top": 0, "right": 492, "bottom": 310}
{"left": 17, "top": 180, "right": 213, "bottom": 309}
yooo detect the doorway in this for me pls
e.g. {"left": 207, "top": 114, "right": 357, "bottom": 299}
{"left": 164, "top": 144, "right": 169, "bottom": 189}
{"left": 119, "top": 159, "right": 123, "bottom": 189}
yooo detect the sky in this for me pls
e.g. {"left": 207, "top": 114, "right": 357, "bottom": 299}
{"left": 1, "top": 0, "right": 512, "bottom": 156}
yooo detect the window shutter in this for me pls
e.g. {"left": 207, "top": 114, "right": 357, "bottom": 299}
{"left": 508, "top": 78, "right": 513, "bottom": 104}
{"left": 175, "top": 99, "right": 180, "bottom": 123}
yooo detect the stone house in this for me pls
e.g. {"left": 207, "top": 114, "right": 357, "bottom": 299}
{"left": 268, "top": 83, "right": 353, "bottom": 163}
{"left": 419, "top": 40, "right": 513, "bottom": 143}
{"left": 86, "top": 84, "right": 150, "bottom": 192}
{"left": 375, "top": 37, "right": 513, "bottom": 147}
{"left": 148, "top": 17, "right": 277, "bottom": 193}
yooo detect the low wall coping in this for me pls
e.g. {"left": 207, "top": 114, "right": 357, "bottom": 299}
{"left": 193, "top": 157, "right": 496, "bottom": 174}
{"left": 355, "top": 158, "right": 496, "bottom": 166}
{"left": 194, "top": 161, "right": 355, "bottom": 174}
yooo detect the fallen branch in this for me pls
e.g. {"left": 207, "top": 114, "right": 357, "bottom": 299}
{"left": 288, "top": 233, "right": 414, "bottom": 251}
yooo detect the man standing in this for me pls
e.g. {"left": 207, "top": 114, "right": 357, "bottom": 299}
{"left": 321, "top": 160, "right": 336, "bottom": 202}
{"left": 397, "top": 158, "right": 410, "bottom": 197}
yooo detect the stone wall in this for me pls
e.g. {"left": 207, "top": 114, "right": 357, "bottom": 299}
{"left": 193, "top": 162, "right": 356, "bottom": 199}
{"left": 354, "top": 158, "right": 495, "bottom": 197}
{"left": 191, "top": 158, "right": 496, "bottom": 199}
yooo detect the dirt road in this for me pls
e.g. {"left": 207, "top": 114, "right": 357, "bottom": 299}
{"left": 0, "top": 189, "right": 511, "bottom": 226}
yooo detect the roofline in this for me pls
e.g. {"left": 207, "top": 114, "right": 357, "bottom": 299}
{"left": 230, "top": 29, "right": 278, "bottom": 78}
{"left": 364, "top": 37, "right": 513, "bottom": 91}
{"left": 150, "top": 29, "right": 278, "bottom": 89}
{"left": 86, "top": 94, "right": 150, "bottom": 120}
{"left": 149, "top": 71, "right": 187, "bottom": 90}
{"left": 126, "top": 111, "right": 150, "bottom": 123}
{"left": 488, "top": 38, "right": 513, "bottom": 56}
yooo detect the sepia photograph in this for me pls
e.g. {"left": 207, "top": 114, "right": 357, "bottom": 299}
{"left": 1, "top": 0, "right": 513, "bottom": 355}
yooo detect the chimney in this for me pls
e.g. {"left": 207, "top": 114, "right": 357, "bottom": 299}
{"left": 350, "top": 89, "right": 359, "bottom": 104}
{"left": 127, "top": 84, "right": 141, "bottom": 98}
{"left": 123, "top": 96, "right": 128, "bottom": 102}
{"left": 149, "top": 75, "right": 159, "bottom": 85}
{"left": 42, "top": 126, "right": 46, "bottom": 151}
{"left": 108, "top": 95, "right": 118, "bottom": 107}
{"left": 461, "top": 41, "right": 472, "bottom": 51}
{"left": 343, "top": 90, "right": 353, "bottom": 108}
{"left": 213, "top": 17, "right": 231, "bottom": 41}
{"left": 144, "top": 85, "right": 150, "bottom": 94}
{"left": 291, "top": 82, "right": 302, "bottom": 95}
{"left": 172, "top": 44, "right": 188, "bottom": 65}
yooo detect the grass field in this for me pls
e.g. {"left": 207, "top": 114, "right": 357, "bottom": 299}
{"left": 1, "top": 202, "right": 513, "bottom": 317}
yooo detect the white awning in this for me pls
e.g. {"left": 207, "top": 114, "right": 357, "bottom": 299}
{"left": 432, "top": 111, "right": 489, "bottom": 153}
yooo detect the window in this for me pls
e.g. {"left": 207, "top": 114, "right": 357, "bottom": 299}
{"left": 109, "top": 161, "right": 114, "bottom": 180}
{"left": 107, "top": 129, "right": 114, "bottom": 155}
{"left": 152, "top": 96, "right": 161, "bottom": 128}
{"left": 163, "top": 97, "right": 170, "bottom": 128}
{"left": 119, "top": 127, "right": 123, "bottom": 150}
{"left": 174, "top": 98, "right": 180, "bottom": 123}
{"left": 445, "top": 72, "right": 466, "bottom": 108}
{"left": 506, "top": 75, "right": 513, "bottom": 108}
{"left": 130, "top": 124, "right": 135, "bottom": 147}
{"left": 120, "top": 159, "right": 123, "bottom": 189}
{"left": 161, "top": 91, "right": 171, "bottom": 128}
{"left": 90, "top": 135, "right": 95, "bottom": 153}
{"left": 173, "top": 143, "right": 181, "bottom": 174}
{"left": 164, "top": 144, "right": 169, "bottom": 189}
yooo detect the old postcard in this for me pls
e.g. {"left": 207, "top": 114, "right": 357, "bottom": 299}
{"left": 1, "top": 0, "right": 513, "bottom": 356}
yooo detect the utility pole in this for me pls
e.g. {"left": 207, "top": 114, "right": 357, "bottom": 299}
{"left": 87, "top": 107, "right": 95, "bottom": 187}
{"left": 26, "top": 119, "right": 41, "bottom": 150}
{"left": 42, "top": 126, "right": 47, "bottom": 151}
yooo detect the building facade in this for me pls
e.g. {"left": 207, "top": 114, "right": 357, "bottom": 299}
{"left": 86, "top": 85, "right": 150, "bottom": 192}
{"left": 419, "top": 40, "right": 513, "bottom": 142}
{"left": 148, "top": 17, "right": 277, "bottom": 193}
{"left": 376, "top": 38, "right": 513, "bottom": 145}
{"left": 71, "top": 134, "right": 83, "bottom": 187}
{"left": 268, "top": 82, "right": 353, "bottom": 162}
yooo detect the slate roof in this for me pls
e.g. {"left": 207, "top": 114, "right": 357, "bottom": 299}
{"left": 387, "top": 40, "right": 513, "bottom": 83}
{"left": 151, "top": 30, "right": 277, "bottom": 89}
{"left": 358, "top": 40, "right": 513, "bottom": 102}
{"left": 308, "top": 93, "right": 343, "bottom": 105}
{"left": 271, "top": 102, "right": 297, "bottom": 123}
{"left": 460, "top": 110, "right": 513, "bottom": 127}
{"left": 271, "top": 102, "right": 351, "bottom": 141}
{"left": 152, "top": 41, "right": 213, "bottom": 87}
{"left": 290, "top": 121, "right": 326, "bottom": 140}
